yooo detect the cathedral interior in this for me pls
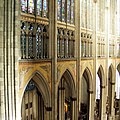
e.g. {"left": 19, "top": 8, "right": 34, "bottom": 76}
{"left": 1, "top": 0, "right": 120, "bottom": 120}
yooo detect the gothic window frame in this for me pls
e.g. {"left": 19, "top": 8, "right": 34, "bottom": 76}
{"left": 21, "top": 0, "right": 49, "bottom": 18}
{"left": 57, "top": 0, "right": 75, "bottom": 24}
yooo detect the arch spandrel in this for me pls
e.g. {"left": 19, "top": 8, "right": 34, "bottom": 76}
{"left": 19, "top": 63, "right": 51, "bottom": 91}
{"left": 19, "top": 70, "right": 51, "bottom": 108}
{"left": 81, "top": 61, "right": 93, "bottom": 79}
{"left": 57, "top": 62, "right": 76, "bottom": 85}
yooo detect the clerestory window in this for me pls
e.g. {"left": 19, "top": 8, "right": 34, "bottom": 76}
{"left": 21, "top": 0, "right": 48, "bottom": 18}
{"left": 57, "top": 0, "right": 74, "bottom": 24}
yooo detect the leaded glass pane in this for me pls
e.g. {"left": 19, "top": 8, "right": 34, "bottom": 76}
{"left": 21, "top": 31, "right": 26, "bottom": 58}
{"left": 36, "top": 26, "right": 42, "bottom": 58}
{"left": 21, "top": 0, "right": 27, "bottom": 12}
{"left": 37, "top": 0, "right": 42, "bottom": 16}
{"left": 28, "top": 24, "right": 34, "bottom": 58}
{"left": 62, "top": 0, "right": 65, "bottom": 22}
{"left": 25, "top": 80, "right": 36, "bottom": 91}
{"left": 57, "top": 0, "right": 62, "bottom": 20}
{"left": 71, "top": 0, "right": 74, "bottom": 24}
{"left": 28, "top": 0, "right": 34, "bottom": 14}
{"left": 67, "top": 0, "right": 71, "bottom": 23}
{"left": 43, "top": 0, "right": 48, "bottom": 17}
{"left": 21, "top": 22, "right": 27, "bottom": 58}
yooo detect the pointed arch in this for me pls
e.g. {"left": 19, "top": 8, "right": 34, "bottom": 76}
{"left": 57, "top": 69, "right": 76, "bottom": 98}
{"left": 108, "top": 64, "right": 115, "bottom": 83}
{"left": 20, "top": 71, "right": 51, "bottom": 108}
{"left": 97, "top": 65, "right": 105, "bottom": 86}
{"left": 117, "top": 63, "right": 120, "bottom": 72}
{"left": 82, "top": 67, "right": 93, "bottom": 92}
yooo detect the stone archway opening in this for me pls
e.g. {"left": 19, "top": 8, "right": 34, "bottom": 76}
{"left": 95, "top": 66, "right": 103, "bottom": 120}
{"left": 79, "top": 68, "right": 93, "bottom": 120}
{"left": 21, "top": 80, "right": 45, "bottom": 120}
{"left": 21, "top": 72, "right": 51, "bottom": 120}
{"left": 115, "top": 64, "right": 120, "bottom": 119}
{"left": 108, "top": 65, "right": 114, "bottom": 117}
{"left": 57, "top": 70, "right": 76, "bottom": 120}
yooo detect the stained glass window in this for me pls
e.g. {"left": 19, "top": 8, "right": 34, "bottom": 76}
{"left": 37, "top": 0, "right": 42, "bottom": 16}
{"left": 43, "top": 0, "right": 48, "bottom": 17}
{"left": 57, "top": 0, "right": 62, "bottom": 20}
{"left": 21, "top": 0, "right": 48, "bottom": 18}
{"left": 62, "top": 0, "right": 65, "bottom": 22}
{"left": 21, "top": 0, "right": 27, "bottom": 13}
{"left": 57, "top": 0, "right": 74, "bottom": 24}
{"left": 36, "top": 25, "right": 43, "bottom": 58}
{"left": 28, "top": 0, "right": 34, "bottom": 14}
{"left": 28, "top": 24, "right": 34, "bottom": 58}
{"left": 21, "top": 22, "right": 27, "bottom": 59}
{"left": 25, "top": 80, "right": 36, "bottom": 91}
{"left": 67, "top": 0, "right": 71, "bottom": 23}
{"left": 71, "top": 0, "right": 74, "bottom": 24}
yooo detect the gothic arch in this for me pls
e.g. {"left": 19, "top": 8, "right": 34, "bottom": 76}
{"left": 82, "top": 67, "right": 93, "bottom": 92}
{"left": 57, "top": 69, "right": 76, "bottom": 98}
{"left": 108, "top": 64, "right": 115, "bottom": 83}
{"left": 20, "top": 71, "right": 51, "bottom": 108}
{"left": 117, "top": 63, "right": 120, "bottom": 73}
{"left": 97, "top": 65, "right": 105, "bottom": 87}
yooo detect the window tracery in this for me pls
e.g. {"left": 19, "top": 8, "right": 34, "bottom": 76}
{"left": 57, "top": 0, "right": 74, "bottom": 24}
{"left": 20, "top": 21, "right": 49, "bottom": 59}
{"left": 57, "top": 28, "right": 75, "bottom": 58}
{"left": 21, "top": 0, "right": 48, "bottom": 17}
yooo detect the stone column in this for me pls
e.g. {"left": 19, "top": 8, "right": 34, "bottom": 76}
{"left": 100, "top": 86, "right": 107, "bottom": 120}
{"left": 88, "top": 91, "right": 94, "bottom": 120}
{"left": 109, "top": 83, "right": 115, "bottom": 120}
{"left": 75, "top": 0, "right": 81, "bottom": 119}
{"left": 71, "top": 97, "right": 77, "bottom": 120}
{"left": 2, "top": 0, "right": 20, "bottom": 119}
{"left": 46, "top": 107, "right": 52, "bottom": 120}
{"left": 58, "top": 87, "right": 65, "bottom": 120}
{"left": 50, "top": 0, "right": 57, "bottom": 120}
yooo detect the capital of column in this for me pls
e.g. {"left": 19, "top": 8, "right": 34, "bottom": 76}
{"left": 100, "top": 85, "right": 105, "bottom": 88}
{"left": 46, "top": 107, "right": 52, "bottom": 111}
{"left": 58, "top": 87, "right": 65, "bottom": 90}
{"left": 70, "top": 97, "right": 77, "bottom": 101}
{"left": 87, "top": 90, "right": 93, "bottom": 94}
{"left": 110, "top": 82, "right": 115, "bottom": 85}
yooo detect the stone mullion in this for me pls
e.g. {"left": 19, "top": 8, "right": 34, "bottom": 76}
{"left": 33, "top": 25, "right": 36, "bottom": 59}
{"left": 64, "top": 36, "right": 67, "bottom": 58}
{"left": 91, "top": 41, "right": 93, "bottom": 57}
{"left": 73, "top": 40, "right": 75, "bottom": 57}
{"left": 60, "top": 37, "right": 63, "bottom": 58}
{"left": 88, "top": 40, "right": 91, "bottom": 57}
{"left": 43, "top": 33, "right": 46, "bottom": 58}
{"left": 46, "top": 33, "right": 49, "bottom": 58}
{"left": 57, "top": 31, "right": 60, "bottom": 58}
{"left": 26, "top": 23, "right": 29, "bottom": 59}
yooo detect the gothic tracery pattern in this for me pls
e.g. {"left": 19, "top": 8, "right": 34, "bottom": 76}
{"left": 57, "top": 0, "right": 74, "bottom": 24}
